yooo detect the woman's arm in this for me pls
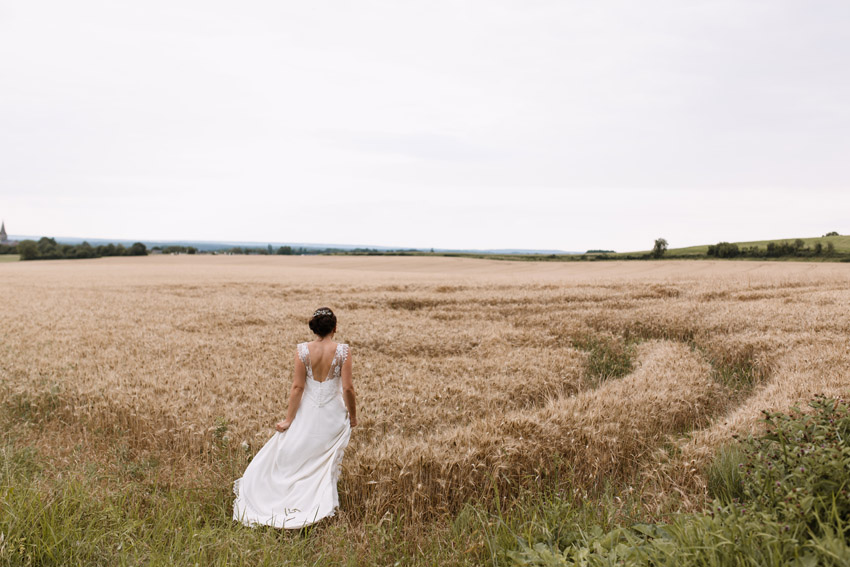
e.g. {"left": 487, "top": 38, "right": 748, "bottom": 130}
{"left": 276, "top": 350, "right": 307, "bottom": 432}
{"left": 341, "top": 348, "right": 357, "bottom": 427}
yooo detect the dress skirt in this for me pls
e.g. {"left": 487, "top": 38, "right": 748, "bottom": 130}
{"left": 233, "top": 383, "right": 351, "bottom": 529}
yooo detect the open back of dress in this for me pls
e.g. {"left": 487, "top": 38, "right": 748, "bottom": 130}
{"left": 233, "top": 343, "right": 351, "bottom": 529}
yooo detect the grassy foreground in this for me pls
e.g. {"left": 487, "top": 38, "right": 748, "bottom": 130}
{"left": 3, "top": 397, "right": 850, "bottom": 566}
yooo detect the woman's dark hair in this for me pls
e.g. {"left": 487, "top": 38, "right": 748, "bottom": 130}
{"left": 309, "top": 307, "right": 337, "bottom": 337}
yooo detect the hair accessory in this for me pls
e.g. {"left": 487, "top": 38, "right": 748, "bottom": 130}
{"left": 313, "top": 308, "right": 334, "bottom": 317}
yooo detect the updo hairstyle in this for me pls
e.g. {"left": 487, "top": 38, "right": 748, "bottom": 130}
{"left": 309, "top": 307, "right": 337, "bottom": 337}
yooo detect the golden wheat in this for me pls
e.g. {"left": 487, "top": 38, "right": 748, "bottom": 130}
{"left": 1, "top": 255, "right": 848, "bottom": 517}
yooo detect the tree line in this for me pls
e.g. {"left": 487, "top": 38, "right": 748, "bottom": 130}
{"left": 153, "top": 245, "right": 198, "bottom": 255}
{"left": 223, "top": 245, "right": 295, "bottom": 255}
{"left": 13, "top": 237, "right": 147, "bottom": 260}
{"left": 707, "top": 239, "right": 837, "bottom": 259}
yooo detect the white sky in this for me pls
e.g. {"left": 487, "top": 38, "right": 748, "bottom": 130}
{"left": 1, "top": 1, "right": 848, "bottom": 251}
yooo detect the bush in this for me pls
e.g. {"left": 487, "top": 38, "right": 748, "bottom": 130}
{"left": 738, "top": 396, "right": 850, "bottom": 532}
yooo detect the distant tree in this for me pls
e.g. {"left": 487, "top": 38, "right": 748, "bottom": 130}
{"left": 827, "top": 242, "right": 836, "bottom": 256}
{"left": 825, "top": 231, "right": 840, "bottom": 237}
{"left": 75, "top": 241, "right": 96, "bottom": 259}
{"left": 187, "top": 246, "right": 197, "bottom": 255}
{"left": 766, "top": 242, "right": 780, "bottom": 257}
{"left": 794, "top": 238, "right": 806, "bottom": 251}
{"left": 128, "top": 242, "right": 147, "bottom": 256}
{"left": 652, "top": 238, "right": 668, "bottom": 259}
{"left": 37, "top": 237, "right": 59, "bottom": 259}
{"left": 18, "top": 240, "right": 39, "bottom": 260}
{"left": 276, "top": 246, "right": 293, "bottom": 255}
{"left": 814, "top": 242, "right": 824, "bottom": 255}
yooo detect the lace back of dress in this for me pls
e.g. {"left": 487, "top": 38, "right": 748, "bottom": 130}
{"left": 297, "top": 343, "right": 312, "bottom": 380}
{"left": 298, "top": 343, "right": 348, "bottom": 382}
{"left": 331, "top": 344, "right": 349, "bottom": 381}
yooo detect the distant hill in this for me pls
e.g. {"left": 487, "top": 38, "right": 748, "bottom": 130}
{"left": 628, "top": 234, "right": 850, "bottom": 257}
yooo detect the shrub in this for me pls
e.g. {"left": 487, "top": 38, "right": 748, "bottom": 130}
{"left": 738, "top": 396, "right": 850, "bottom": 533}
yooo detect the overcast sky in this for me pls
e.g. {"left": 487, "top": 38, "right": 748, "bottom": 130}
{"left": 1, "top": 1, "right": 848, "bottom": 251}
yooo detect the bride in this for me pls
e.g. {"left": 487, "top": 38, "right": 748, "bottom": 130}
{"left": 233, "top": 307, "right": 357, "bottom": 529}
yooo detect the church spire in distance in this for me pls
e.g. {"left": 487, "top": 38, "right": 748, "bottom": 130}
{"left": 0, "top": 220, "right": 7, "bottom": 243}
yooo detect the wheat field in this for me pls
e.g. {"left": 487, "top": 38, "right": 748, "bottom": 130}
{"left": 2, "top": 255, "right": 849, "bottom": 521}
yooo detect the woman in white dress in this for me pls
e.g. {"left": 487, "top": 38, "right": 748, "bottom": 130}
{"left": 233, "top": 307, "right": 357, "bottom": 529}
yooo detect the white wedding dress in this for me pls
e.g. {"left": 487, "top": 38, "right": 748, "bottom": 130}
{"left": 233, "top": 342, "right": 351, "bottom": 529}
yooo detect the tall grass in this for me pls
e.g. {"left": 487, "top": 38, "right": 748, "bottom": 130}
{"left": 705, "top": 445, "right": 745, "bottom": 505}
{"left": 0, "top": 442, "right": 492, "bottom": 566}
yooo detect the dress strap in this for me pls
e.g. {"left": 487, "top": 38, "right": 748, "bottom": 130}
{"left": 339, "top": 343, "right": 349, "bottom": 365}
{"left": 297, "top": 343, "right": 313, "bottom": 381}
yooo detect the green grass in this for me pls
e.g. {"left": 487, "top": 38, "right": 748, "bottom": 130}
{"left": 0, "top": 255, "right": 19, "bottom": 263}
{"left": 572, "top": 333, "right": 636, "bottom": 385}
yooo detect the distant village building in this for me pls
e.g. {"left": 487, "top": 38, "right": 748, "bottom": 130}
{"left": 0, "top": 221, "right": 19, "bottom": 246}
